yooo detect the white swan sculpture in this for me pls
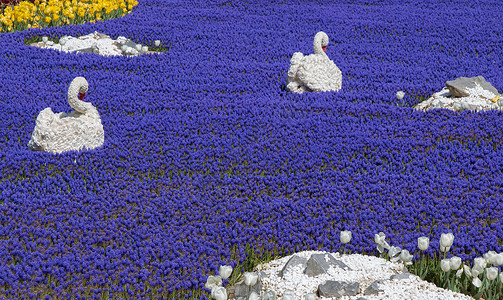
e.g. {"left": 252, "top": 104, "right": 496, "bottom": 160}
{"left": 28, "top": 76, "right": 105, "bottom": 154}
{"left": 287, "top": 31, "right": 342, "bottom": 93}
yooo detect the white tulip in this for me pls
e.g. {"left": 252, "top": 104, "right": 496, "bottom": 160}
{"left": 388, "top": 246, "right": 402, "bottom": 261}
{"left": 463, "top": 264, "right": 472, "bottom": 277}
{"left": 282, "top": 290, "right": 295, "bottom": 300}
{"left": 142, "top": 46, "right": 149, "bottom": 53}
{"left": 396, "top": 91, "right": 405, "bottom": 100}
{"left": 399, "top": 249, "right": 413, "bottom": 265}
{"left": 450, "top": 256, "right": 462, "bottom": 271}
{"left": 218, "top": 265, "right": 233, "bottom": 280}
{"left": 439, "top": 233, "right": 454, "bottom": 252}
{"left": 340, "top": 230, "right": 352, "bottom": 244}
{"left": 472, "top": 265, "right": 484, "bottom": 278}
{"left": 440, "top": 259, "right": 451, "bottom": 272}
{"left": 484, "top": 251, "right": 498, "bottom": 265}
{"left": 472, "top": 277, "right": 482, "bottom": 288}
{"left": 305, "top": 293, "right": 317, "bottom": 300}
{"left": 494, "top": 253, "right": 503, "bottom": 266}
{"left": 486, "top": 267, "right": 498, "bottom": 281}
{"left": 473, "top": 257, "right": 487, "bottom": 270}
{"left": 244, "top": 272, "right": 258, "bottom": 286}
{"left": 417, "top": 236, "right": 429, "bottom": 251}
{"left": 211, "top": 286, "right": 227, "bottom": 300}
{"left": 374, "top": 232, "right": 391, "bottom": 253}
{"left": 456, "top": 267, "right": 463, "bottom": 278}
{"left": 500, "top": 272, "right": 503, "bottom": 282}
{"left": 205, "top": 275, "right": 222, "bottom": 290}
{"left": 154, "top": 40, "right": 161, "bottom": 47}
{"left": 42, "top": 36, "right": 48, "bottom": 43}
{"left": 135, "top": 44, "right": 142, "bottom": 51}
{"left": 248, "top": 292, "right": 260, "bottom": 300}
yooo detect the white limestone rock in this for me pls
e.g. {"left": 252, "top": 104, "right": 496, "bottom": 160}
{"left": 287, "top": 31, "right": 342, "bottom": 94}
{"left": 28, "top": 77, "right": 104, "bottom": 154}
{"left": 235, "top": 250, "right": 474, "bottom": 300}
{"left": 415, "top": 81, "right": 502, "bottom": 112}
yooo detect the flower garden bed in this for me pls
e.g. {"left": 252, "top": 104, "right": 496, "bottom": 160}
{"left": 1, "top": 0, "right": 503, "bottom": 299}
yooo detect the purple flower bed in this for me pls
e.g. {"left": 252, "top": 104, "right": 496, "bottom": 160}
{"left": 1, "top": 0, "right": 503, "bottom": 298}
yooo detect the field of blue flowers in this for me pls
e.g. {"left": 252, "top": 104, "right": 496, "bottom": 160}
{"left": 1, "top": 0, "right": 503, "bottom": 298}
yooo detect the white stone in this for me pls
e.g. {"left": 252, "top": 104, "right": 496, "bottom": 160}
{"left": 287, "top": 31, "right": 342, "bottom": 93}
{"left": 28, "top": 77, "right": 104, "bottom": 154}
{"left": 415, "top": 84, "right": 500, "bottom": 112}
{"left": 31, "top": 31, "right": 158, "bottom": 57}
{"left": 250, "top": 250, "right": 473, "bottom": 300}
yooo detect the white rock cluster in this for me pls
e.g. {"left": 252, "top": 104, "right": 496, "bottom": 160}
{"left": 30, "top": 31, "right": 160, "bottom": 56}
{"left": 415, "top": 76, "right": 502, "bottom": 112}
{"left": 229, "top": 250, "right": 473, "bottom": 300}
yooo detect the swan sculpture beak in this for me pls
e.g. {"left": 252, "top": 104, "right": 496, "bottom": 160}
{"left": 322, "top": 46, "right": 327, "bottom": 52}
{"left": 78, "top": 92, "right": 86, "bottom": 100}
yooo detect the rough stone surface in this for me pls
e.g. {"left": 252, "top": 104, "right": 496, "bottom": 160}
{"left": 30, "top": 31, "right": 159, "bottom": 57}
{"left": 415, "top": 77, "right": 501, "bottom": 112}
{"left": 28, "top": 77, "right": 104, "bottom": 154}
{"left": 390, "top": 273, "right": 414, "bottom": 280}
{"left": 364, "top": 280, "right": 383, "bottom": 295}
{"left": 279, "top": 255, "right": 307, "bottom": 278}
{"left": 304, "top": 253, "right": 350, "bottom": 277}
{"left": 446, "top": 76, "right": 498, "bottom": 97}
{"left": 317, "top": 280, "right": 359, "bottom": 297}
{"left": 233, "top": 280, "right": 262, "bottom": 299}
{"left": 232, "top": 250, "right": 475, "bottom": 300}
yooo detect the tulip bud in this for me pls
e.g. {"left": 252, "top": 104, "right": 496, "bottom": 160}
{"left": 154, "top": 40, "right": 161, "bottom": 47}
{"left": 218, "top": 265, "right": 233, "bottom": 280}
{"left": 500, "top": 272, "right": 503, "bottom": 282}
{"left": 494, "top": 253, "right": 503, "bottom": 266}
{"left": 473, "top": 257, "right": 487, "bottom": 270}
{"left": 396, "top": 91, "right": 405, "bottom": 100}
{"left": 440, "top": 259, "right": 451, "bottom": 272}
{"left": 211, "top": 286, "right": 227, "bottom": 300}
{"left": 142, "top": 46, "right": 149, "bottom": 53}
{"left": 439, "top": 233, "right": 454, "bottom": 252}
{"left": 486, "top": 267, "right": 498, "bottom": 281}
{"left": 205, "top": 275, "right": 222, "bottom": 290}
{"left": 417, "top": 236, "right": 429, "bottom": 251}
{"left": 484, "top": 251, "right": 497, "bottom": 265}
{"left": 399, "top": 249, "right": 413, "bottom": 265}
{"left": 340, "top": 230, "right": 352, "bottom": 244}
{"left": 450, "top": 256, "right": 462, "bottom": 271}
{"left": 135, "top": 44, "right": 142, "bottom": 51}
{"left": 42, "top": 36, "right": 48, "bottom": 43}
{"left": 456, "top": 267, "right": 463, "bottom": 278}
{"left": 463, "top": 265, "right": 472, "bottom": 277}
{"left": 244, "top": 272, "right": 258, "bottom": 286}
{"left": 472, "top": 277, "right": 482, "bottom": 288}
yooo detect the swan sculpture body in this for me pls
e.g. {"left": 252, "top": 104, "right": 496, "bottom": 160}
{"left": 28, "top": 77, "right": 105, "bottom": 154}
{"left": 287, "top": 31, "right": 342, "bottom": 93}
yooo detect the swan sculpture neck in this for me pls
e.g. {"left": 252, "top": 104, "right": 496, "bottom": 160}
{"left": 313, "top": 31, "right": 329, "bottom": 57}
{"left": 67, "top": 76, "right": 90, "bottom": 113}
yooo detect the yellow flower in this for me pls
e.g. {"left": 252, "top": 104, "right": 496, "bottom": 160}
{"left": 44, "top": 16, "right": 51, "bottom": 22}
{"left": 96, "top": 12, "right": 101, "bottom": 20}
{"left": 34, "top": 15, "right": 40, "bottom": 21}
{"left": 52, "top": 13, "right": 59, "bottom": 21}
{"left": 68, "top": 13, "right": 74, "bottom": 19}
{"left": 34, "top": 0, "right": 40, "bottom": 5}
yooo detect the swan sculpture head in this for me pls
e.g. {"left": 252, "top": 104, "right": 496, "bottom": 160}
{"left": 68, "top": 76, "right": 90, "bottom": 113}
{"left": 313, "top": 31, "right": 329, "bottom": 54}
